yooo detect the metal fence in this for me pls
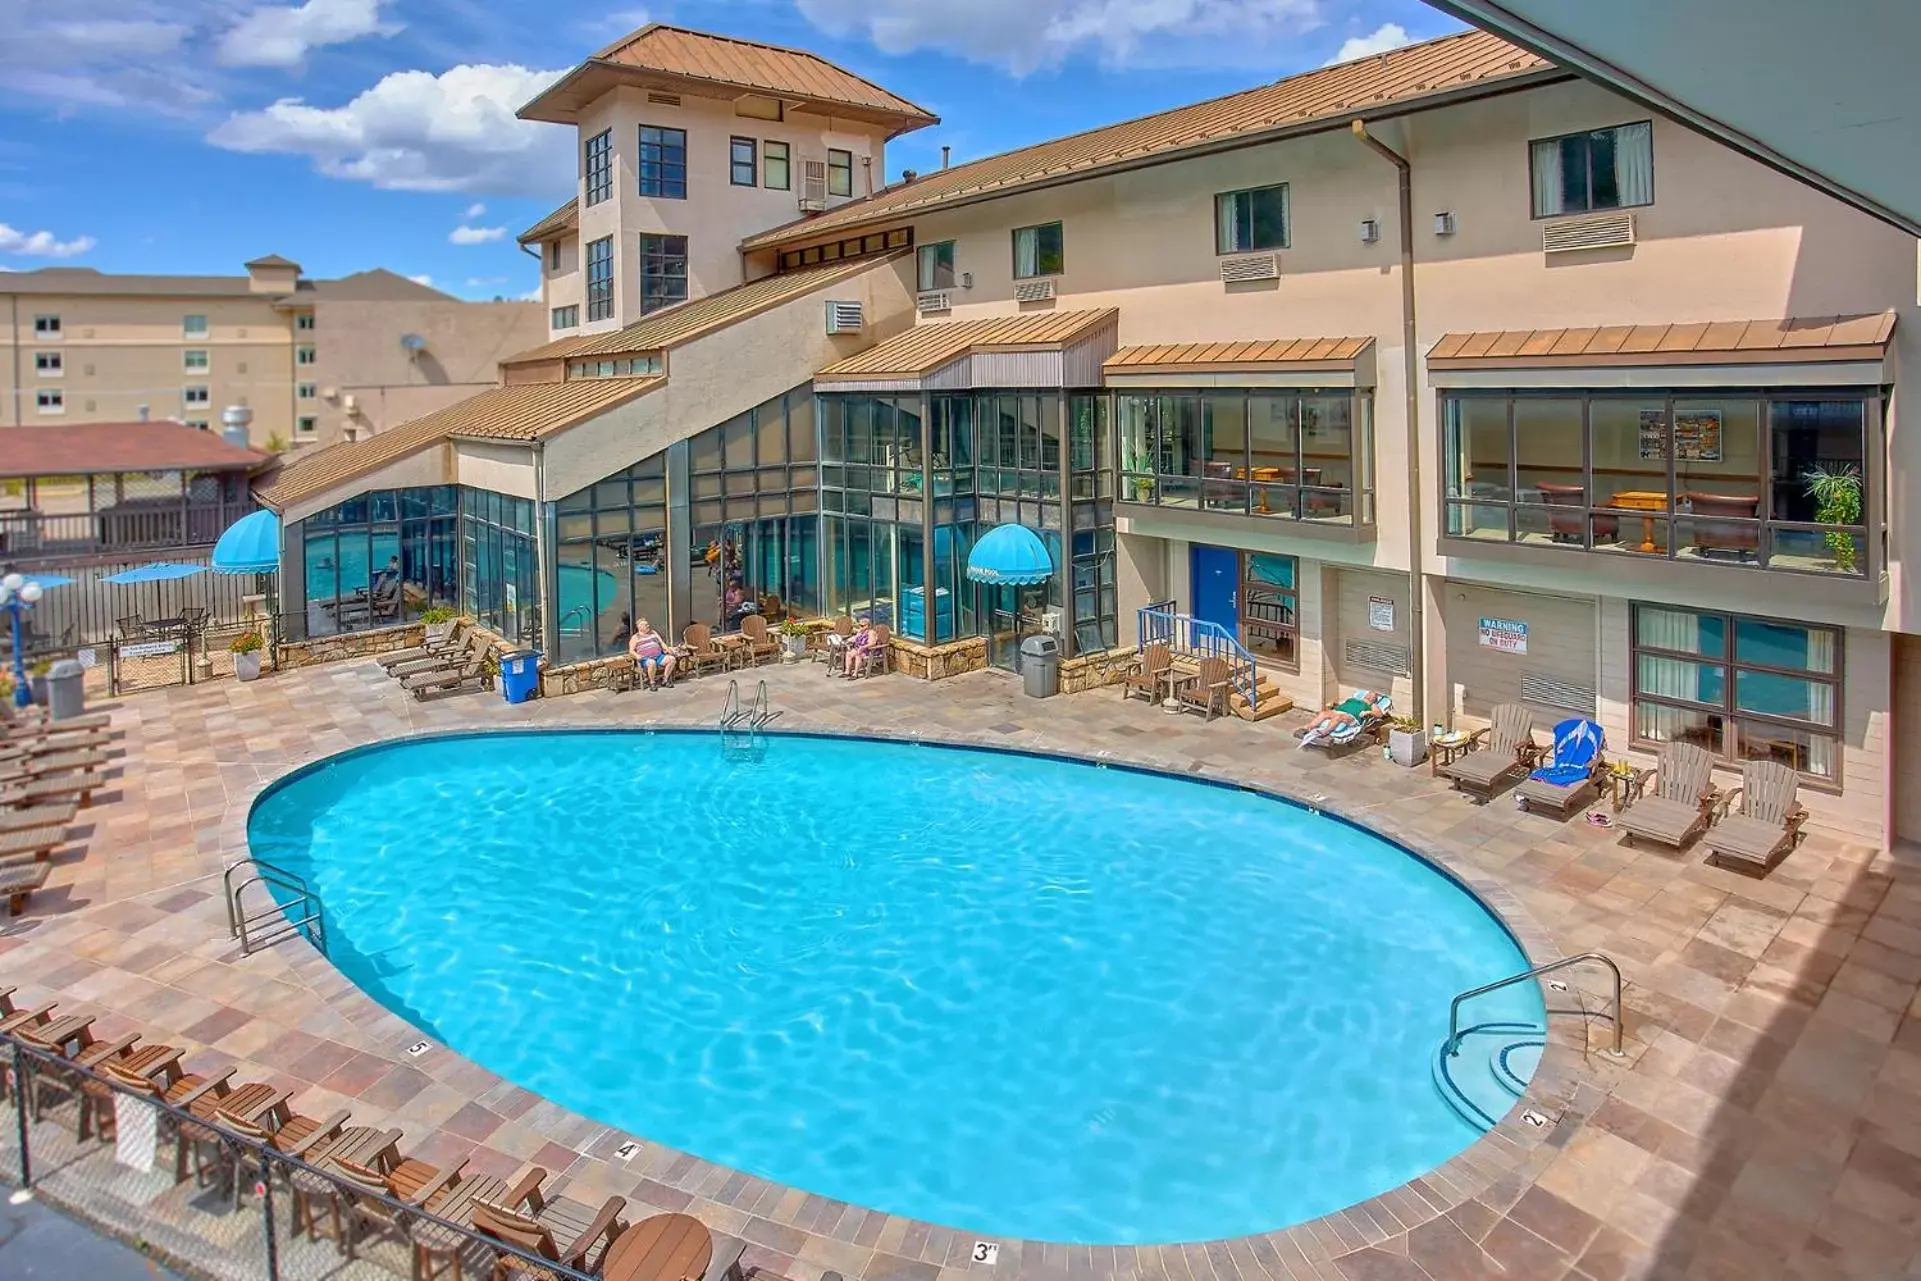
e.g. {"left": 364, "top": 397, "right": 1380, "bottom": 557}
{"left": 1, "top": 1030, "right": 613, "bottom": 1281}
{"left": 0, "top": 555, "right": 267, "bottom": 656}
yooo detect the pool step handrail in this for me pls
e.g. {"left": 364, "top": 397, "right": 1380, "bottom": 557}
{"left": 1136, "top": 605, "right": 1260, "bottom": 715}
{"left": 1445, "top": 952, "right": 1623, "bottom": 1059}
{"left": 222, "top": 857, "right": 328, "bottom": 957}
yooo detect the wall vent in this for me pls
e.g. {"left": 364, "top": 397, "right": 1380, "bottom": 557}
{"left": 1219, "top": 253, "right": 1279, "bottom": 284}
{"left": 1519, "top": 673, "right": 1597, "bottom": 715}
{"left": 825, "top": 300, "right": 864, "bottom": 334}
{"left": 1543, "top": 212, "right": 1636, "bottom": 254}
{"left": 916, "top": 290, "right": 952, "bottom": 314}
{"left": 1343, "top": 638, "right": 1411, "bottom": 673}
{"left": 647, "top": 92, "right": 682, "bottom": 107}
{"left": 1013, "top": 278, "right": 1057, "bottom": 304}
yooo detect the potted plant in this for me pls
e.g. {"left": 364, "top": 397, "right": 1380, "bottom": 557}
{"left": 480, "top": 652, "right": 500, "bottom": 690}
{"left": 27, "top": 658, "right": 53, "bottom": 706}
{"left": 1386, "top": 715, "right": 1428, "bottom": 767}
{"left": 1130, "top": 476, "right": 1157, "bottom": 504}
{"left": 776, "top": 618, "right": 811, "bottom": 661}
{"left": 1802, "top": 464, "right": 1863, "bottom": 573}
{"left": 419, "top": 605, "right": 457, "bottom": 645}
{"left": 230, "top": 631, "right": 265, "bottom": 681}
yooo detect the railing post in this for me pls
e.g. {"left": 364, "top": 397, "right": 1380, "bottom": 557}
{"left": 11, "top": 1042, "right": 29, "bottom": 1188}
{"left": 259, "top": 1151, "right": 280, "bottom": 1281}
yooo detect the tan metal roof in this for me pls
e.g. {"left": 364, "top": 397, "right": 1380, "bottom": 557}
{"left": 518, "top": 198, "right": 579, "bottom": 245}
{"left": 1105, "top": 337, "right": 1373, "bottom": 373}
{"left": 256, "top": 377, "right": 660, "bottom": 509}
{"left": 0, "top": 265, "right": 449, "bottom": 301}
{"left": 504, "top": 253, "right": 905, "bottom": 365}
{"left": 817, "top": 310, "right": 1119, "bottom": 380}
{"left": 520, "top": 23, "right": 937, "bottom": 133}
{"left": 1427, "top": 314, "right": 1898, "bottom": 368}
{"left": 744, "top": 29, "right": 1553, "bottom": 252}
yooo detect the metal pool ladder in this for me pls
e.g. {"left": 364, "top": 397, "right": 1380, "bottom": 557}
{"left": 719, "top": 679, "right": 779, "bottom": 757}
{"left": 223, "top": 857, "right": 328, "bottom": 957}
{"left": 1445, "top": 952, "right": 1624, "bottom": 1058}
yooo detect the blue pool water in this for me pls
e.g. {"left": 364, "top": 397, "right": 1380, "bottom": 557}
{"left": 248, "top": 731, "right": 1541, "bottom": 1244}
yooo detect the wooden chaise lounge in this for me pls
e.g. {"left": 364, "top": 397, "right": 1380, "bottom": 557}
{"left": 388, "top": 630, "right": 488, "bottom": 681}
{"left": 1617, "top": 742, "right": 1721, "bottom": 850}
{"left": 1704, "top": 760, "right": 1808, "bottom": 875}
{"left": 376, "top": 619, "right": 473, "bottom": 670}
{"left": 1443, "top": 704, "right": 1540, "bottom": 801}
{"left": 1, "top": 769, "right": 106, "bottom": 808}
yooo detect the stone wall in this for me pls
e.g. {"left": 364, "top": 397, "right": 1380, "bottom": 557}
{"left": 276, "top": 623, "right": 425, "bottom": 670}
{"left": 888, "top": 636, "right": 987, "bottom": 681}
{"left": 1061, "top": 649, "right": 1127, "bottom": 695}
{"left": 540, "top": 654, "right": 629, "bottom": 697}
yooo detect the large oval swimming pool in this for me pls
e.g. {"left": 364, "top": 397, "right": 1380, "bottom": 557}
{"left": 248, "top": 730, "right": 1539, "bottom": 1245}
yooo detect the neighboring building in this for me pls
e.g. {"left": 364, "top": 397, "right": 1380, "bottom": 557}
{"left": 515, "top": 23, "right": 936, "bottom": 337}
{"left": 0, "top": 257, "right": 546, "bottom": 451}
{"left": 260, "top": 27, "right": 1921, "bottom": 846}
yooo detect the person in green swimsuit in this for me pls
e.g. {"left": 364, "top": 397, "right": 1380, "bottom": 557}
{"left": 1298, "top": 689, "right": 1388, "bottom": 747}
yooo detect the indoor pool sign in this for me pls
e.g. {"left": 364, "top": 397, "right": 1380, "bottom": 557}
{"left": 1478, "top": 618, "right": 1528, "bottom": 655}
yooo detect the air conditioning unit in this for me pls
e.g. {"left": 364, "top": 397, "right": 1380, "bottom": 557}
{"left": 1543, "top": 211, "right": 1637, "bottom": 253}
{"left": 799, "top": 159, "right": 828, "bottom": 212}
{"left": 825, "top": 301, "right": 864, "bottom": 334}
{"left": 1013, "top": 279, "right": 1057, "bottom": 303}
{"left": 916, "top": 290, "right": 952, "bottom": 314}
{"left": 1219, "top": 253, "right": 1279, "bottom": 284}
{"left": 1041, "top": 609, "right": 1062, "bottom": 636}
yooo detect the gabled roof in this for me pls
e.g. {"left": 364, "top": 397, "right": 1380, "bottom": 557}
{"left": 518, "top": 198, "right": 579, "bottom": 246}
{"left": 503, "top": 253, "right": 906, "bottom": 365}
{"left": 744, "top": 29, "right": 1556, "bottom": 252}
{"left": 519, "top": 23, "right": 937, "bottom": 135}
{"left": 816, "top": 310, "right": 1119, "bottom": 380}
{"left": 1106, "top": 338, "right": 1374, "bottom": 374}
{"left": 0, "top": 264, "right": 451, "bottom": 301}
{"left": 1427, "top": 313, "right": 1898, "bottom": 368}
{"left": 245, "top": 254, "right": 301, "bottom": 269}
{"left": 1, "top": 422, "right": 267, "bottom": 479}
{"left": 256, "top": 378, "right": 661, "bottom": 510}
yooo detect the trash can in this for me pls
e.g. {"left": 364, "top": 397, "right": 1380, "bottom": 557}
{"left": 46, "top": 659, "right": 86, "bottom": 721}
{"left": 1019, "top": 635, "right": 1061, "bottom": 699}
{"left": 498, "top": 650, "right": 541, "bottom": 704}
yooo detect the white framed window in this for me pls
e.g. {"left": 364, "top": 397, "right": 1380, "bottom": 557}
{"left": 34, "top": 351, "right": 62, "bottom": 377}
{"left": 1215, "top": 183, "right": 1290, "bottom": 254}
{"left": 918, "top": 241, "right": 956, "bottom": 292}
{"left": 296, "top": 344, "right": 316, "bottom": 365}
{"left": 1012, "top": 221, "right": 1064, "bottom": 278}
{"left": 182, "top": 313, "right": 209, "bottom": 337}
{"left": 183, "top": 385, "right": 211, "bottom": 407}
{"left": 35, "top": 389, "right": 63, "bottom": 415}
{"left": 184, "top": 419, "right": 210, "bottom": 431}
{"left": 296, "top": 415, "right": 318, "bottom": 435}
{"left": 33, "top": 314, "right": 60, "bottom": 338}
{"left": 295, "top": 312, "right": 316, "bottom": 331}
{"left": 183, "top": 349, "right": 210, "bottom": 372}
{"left": 297, "top": 382, "right": 317, "bottom": 400}
{"left": 1530, "top": 121, "right": 1654, "bottom": 218}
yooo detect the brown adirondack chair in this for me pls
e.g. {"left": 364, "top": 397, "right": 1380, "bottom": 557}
{"left": 1705, "top": 760, "right": 1809, "bottom": 874}
{"left": 1443, "top": 703, "right": 1541, "bottom": 801}
{"left": 472, "top": 1167, "right": 630, "bottom": 1281}
{"left": 1618, "top": 742, "right": 1721, "bottom": 850}
{"left": 680, "top": 623, "right": 731, "bottom": 678}
{"left": 854, "top": 624, "right": 892, "bottom": 677}
{"left": 1120, "top": 644, "right": 1171, "bottom": 704}
{"left": 1175, "top": 657, "right": 1234, "bottom": 721}
{"left": 737, "top": 613, "right": 781, "bottom": 667}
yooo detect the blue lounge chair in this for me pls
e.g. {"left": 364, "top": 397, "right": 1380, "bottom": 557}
{"left": 1514, "top": 718, "right": 1605, "bottom": 817}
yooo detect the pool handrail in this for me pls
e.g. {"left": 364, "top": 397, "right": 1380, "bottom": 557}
{"left": 1445, "top": 951, "right": 1623, "bottom": 1059}
{"left": 223, "top": 856, "right": 328, "bottom": 957}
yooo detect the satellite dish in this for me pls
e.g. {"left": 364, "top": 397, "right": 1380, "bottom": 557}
{"left": 400, "top": 333, "right": 428, "bottom": 357}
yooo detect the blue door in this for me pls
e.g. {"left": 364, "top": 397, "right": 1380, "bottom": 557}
{"left": 1190, "top": 545, "right": 1239, "bottom": 635}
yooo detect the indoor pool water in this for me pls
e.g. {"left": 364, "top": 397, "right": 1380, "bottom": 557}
{"left": 247, "top": 731, "right": 1541, "bottom": 1245}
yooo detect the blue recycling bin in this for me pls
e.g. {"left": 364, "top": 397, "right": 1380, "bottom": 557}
{"left": 499, "top": 650, "right": 541, "bottom": 704}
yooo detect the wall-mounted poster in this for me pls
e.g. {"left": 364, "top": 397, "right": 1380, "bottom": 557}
{"left": 1638, "top": 408, "right": 1723, "bottom": 462}
{"left": 1368, "top": 596, "right": 1395, "bottom": 631}
{"left": 1478, "top": 617, "right": 1528, "bottom": 654}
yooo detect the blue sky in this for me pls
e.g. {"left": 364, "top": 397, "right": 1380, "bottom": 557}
{"left": 0, "top": 0, "right": 1461, "bottom": 300}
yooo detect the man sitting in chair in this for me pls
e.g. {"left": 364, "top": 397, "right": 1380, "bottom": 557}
{"left": 1298, "top": 690, "right": 1389, "bottom": 748}
{"left": 628, "top": 618, "right": 677, "bottom": 690}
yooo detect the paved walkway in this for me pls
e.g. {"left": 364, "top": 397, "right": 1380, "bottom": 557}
{"left": 0, "top": 1194, "right": 181, "bottom": 1280}
{"left": 0, "top": 657, "right": 1913, "bottom": 1281}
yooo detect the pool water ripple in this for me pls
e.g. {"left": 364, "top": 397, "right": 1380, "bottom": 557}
{"left": 248, "top": 730, "right": 1540, "bottom": 1245}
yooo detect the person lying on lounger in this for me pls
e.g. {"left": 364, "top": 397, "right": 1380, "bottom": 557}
{"left": 1298, "top": 690, "right": 1389, "bottom": 747}
{"left": 628, "top": 618, "right": 677, "bottom": 690}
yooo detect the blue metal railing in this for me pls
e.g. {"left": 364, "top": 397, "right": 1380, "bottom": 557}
{"left": 1136, "top": 605, "right": 1259, "bottom": 714}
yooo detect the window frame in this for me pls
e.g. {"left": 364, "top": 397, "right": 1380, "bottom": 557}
{"left": 295, "top": 344, "right": 317, "bottom": 366}
{"left": 917, "top": 240, "right": 956, "bottom": 292}
{"left": 1011, "top": 221, "right": 1065, "bottom": 279}
{"left": 34, "top": 388, "right": 63, "bottom": 415}
{"left": 33, "top": 315, "right": 61, "bottom": 338}
{"left": 638, "top": 125, "right": 688, "bottom": 200}
{"left": 584, "top": 128, "right": 613, "bottom": 206}
{"left": 548, "top": 242, "right": 563, "bottom": 272}
{"left": 295, "top": 312, "right": 316, "bottom": 331}
{"left": 182, "top": 385, "right": 211, "bottom": 407}
{"left": 295, "top": 415, "right": 318, "bottom": 435}
{"left": 550, "top": 305, "right": 579, "bottom": 330}
{"left": 1629, "top": 603, "right": 1844, "bottom": 787}
{"left": 183, "top": 349, "right": 210, "bottom": 372}
{"left": 1528, "top": 120, "right": 1656, "bottom": 220}
{"left": 182, "top": 313, "right": 209, "bottom": 337}
{"left": 763, "top": 140, "right": 791, "bottom": 191}
{"left": 585, "top": 237, "right": 615, "bottom": 322}
{"left": 638, "top": 233, "right": 689, "bottom": 316}
{"left": 826, "top": 148, "right": 853, "bottom": 198}
{"left": 1214, "top": 183, "right": 1291, "bottom": 255}
{"left": 33, "top": 351, "right": 61, "bottom": 376}
{"left": 297, "top": 381, "right": 317, "bottom": 400}
{"left": 729, "top": 136, "right": 758, "bottom": 187}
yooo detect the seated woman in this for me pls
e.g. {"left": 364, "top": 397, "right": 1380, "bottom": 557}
{"left": 839, "top": 621, "right": 877, "bottom": 678}
{"left": 1298, "top": 689, "right": 1389, "bottom": 748}
{"left": 628, "top": 618, "right": 677, "bottom": 690}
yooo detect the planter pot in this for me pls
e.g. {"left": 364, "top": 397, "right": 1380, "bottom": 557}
{"left": 234, "top": 651, "right": 263, "bottom": 682}
{"left": 1388, "top": 727, "right": 1428, "bottom": 768}
{"left": 780, "top": 634, "right": 809, "bottom": 662}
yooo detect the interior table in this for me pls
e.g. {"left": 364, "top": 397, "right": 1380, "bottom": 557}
{"left": 1605, "top": 491, "right": 1668, "bottom": 553}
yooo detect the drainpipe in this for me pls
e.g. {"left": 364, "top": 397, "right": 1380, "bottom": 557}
{"left": 1351, "top": 118, "right": 1427, "bottom": 725}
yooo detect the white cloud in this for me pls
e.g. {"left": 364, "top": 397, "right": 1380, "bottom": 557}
{"left": 449, "top": 224, "right": 506, "bottom": 244}
{"left": 519, "top": 286, "right": 543, "bottom": 301}
{"left": 207, "top": 63, "right": 572, "bottom": 196}
{"left": 217, "top": 0, "right": 399, "bottom": 69}
{"left": 0, "top": 5, "right": 210, "bottom": 113}
{"left": 407, "top": 273, "right": 434, "bottom": 287}
{"left": 1325, "top": 21, "right": 1412, "bottom": 65}
{"left": 0, "top": 224, "right": 96, "bottom": 258}
{"left": 797, "top": 0, "right": 1323, "bottom": 74}
{"left": 463, "top": 202, "right": 487, "bottom": 219}
{"left": 465, "top": 275, "right": 506, "bottom": 287}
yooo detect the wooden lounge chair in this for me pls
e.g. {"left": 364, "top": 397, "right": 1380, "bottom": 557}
{"left": 390, "top": 630, "right": 488, "bottom": 681}
{"left": 1617, "top": 742, "right": 1721, "bottom": 850}
{"left": 680, "top": 623, "right": 731, "bottom": 678}
{"left": 77, "top": 1041, "right": 181, "bottom": 1142}
{"left": 1705, "top": 761, "right": 1809, "bottom": 875}
{"left": 737, "top": 614, "right": 781, "bottom": 667}
{"left": 213, "top": 1088, "right": 352, "bottom": 1162}
{"left": 2, "top": 770, "right": 106, "bottom": 809}
{"left": 1444, "top": 704, "right": 1541, "bottom": 802}
{"left": 0, "top": 724, "right": 110, "bottom": 760}
{"left": 1514, "top": 719, "right": 1607, "bottom": 818}
{"left": 377, "top": 619, "right": 473, "bottom": 670}
{"left": 473, "top": 1167, "right": 629, "bottom": 1281}
{"left": 1, "top": 748, "right": 105, "bottom": 783}
{"left": 1120, "top": 644, "right": 1171, "bottom": 704}
{"left": 1174, "top": 656, "right": 1234, "bottom": 722}
{"left": 403, "top": 637, "right": 491, "bottom": 700}
{"left": 2, "top": 706, "right": 111, "bottom": 734}
{"left": 331, "top": 1148, "right": 467, "bottom": 1264}
{"left": 399, "top": 1150, "right": 521, "bottom": 1281}
{"left": 100, "top": 1055, "right": 268, "bottom": 1187}
{"left": 853, "top": 624, "right": 892, "bottom": 678}
{"left": 0, "top": 800, "right": 78, "bottom": 832}
{"left": 0, "top": 820, "right": 69, "bottom": 864}
{"left": 0, "top": 859, "right": 51, "bottom": 915}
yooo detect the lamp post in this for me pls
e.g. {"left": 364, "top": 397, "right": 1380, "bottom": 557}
{"left": 0, "top": 572, "right": 47, "bottom": 710}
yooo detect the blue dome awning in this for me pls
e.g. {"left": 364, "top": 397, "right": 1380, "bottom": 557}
{"left": 966, "top": 524, "right": 1054, "bottom": 586}
{"left": 210, "top": 509, "right": 280, "bottom": 575}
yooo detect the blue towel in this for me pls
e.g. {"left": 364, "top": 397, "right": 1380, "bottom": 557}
{"left": 1529, "top": 718, "right": 1604, "bottom": 787}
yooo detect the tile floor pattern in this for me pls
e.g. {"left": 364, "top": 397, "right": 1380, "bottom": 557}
{"left": 0, "top": 659, "right": 1915, "bottom": 1281}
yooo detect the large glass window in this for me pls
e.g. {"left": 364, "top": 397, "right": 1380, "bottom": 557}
{"left": 1241, "top": 553, "right": 1297, "bottom": 667}
{"left": 763, "top": 141, "right": 790, "bottom": 191}
{"left": 1632, "top": 604, "right": 1841, "bottom": 782}
{"left": 1012, "top": 222, "right": 1064, "bottom": 278}
{"left": 729, "top": 137, "right": 757, "bottom": 187}
{"left": 638, "top": 234, "right": 688, "bottom": 315}
{"left": 554, "top": 456, "right": 667, "bottom": 665}
{"left": 639, "top": 125, "right": 687, "bottom": 199}
{"left": 1443, "top": 390, "right": 1871, "bottom": 577}
{"left": 1530, "top": 121, "right": 1653, "bottom": 217}
{"left": 584, "top": 129, "right": 613, "bottom": 205}
{"left": 585, "top": 237, "right": 614, "bottom": 321}
{"left": 827, "top": 148, "right": 853, "bottom": 197}
{"left": 460, "top": 488, "right": 537, "bottom": 644}
{"left": 1215, "top": 184, "right": 1289, "bottom": 254}
{"left": 297, "top": 486, "right": 460, "bottom": 639}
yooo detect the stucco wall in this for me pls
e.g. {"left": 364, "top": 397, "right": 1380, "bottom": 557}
{"left": 455, "top": 440, "right": 538, "bottom": 499}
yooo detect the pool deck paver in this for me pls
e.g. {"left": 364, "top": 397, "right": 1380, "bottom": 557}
{"left": 0, "top": 657, "right": 1914, "bottom": 1280}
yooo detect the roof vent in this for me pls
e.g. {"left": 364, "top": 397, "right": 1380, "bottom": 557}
{"left": 647, "top": 92, "right": 681, "bottom": 106}
{"left": 1543, "top": 211, "right": 1637, "bottom": 254}
{"left": 825, "top": 301, "right": 864, "bottom": 334}
{"left": 901, "top": 169, "right": 918, "bottom": 184}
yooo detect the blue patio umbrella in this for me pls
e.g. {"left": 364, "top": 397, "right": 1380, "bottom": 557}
{"left": 965, "top": 524, "right": 1055, "bottom": 586}
{"left": 20, "top": 574, "right": 73, "bottom": 589}
{"left": 102, "top": 562, "right": 208, "bottom": 585}
{"left": 210, "top": 509, "right": 281, "bottom": 574}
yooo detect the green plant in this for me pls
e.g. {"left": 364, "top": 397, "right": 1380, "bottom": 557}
{"left": 230, "top": 631, "right": 264, "bottom": 655}
{"left": 1387, "top": 715, "right": 1422, "bottom": 732}
{"left": 265, "top": 431, "right": 289, "bottom": 453}
{"left": 419, "top": 606, "right": 456, "bottom": 625}
{"left": 1802, "top": 464, "right": 1863, "bottom": 572}
{"left": 28, "top": 657, "right": 53, "bottom": 678}
{"left": 776, "top": 618, "right": 810, "bottom": 638}
{"left": 1130, "top": 476, "right": 1156, "bottom": 503}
